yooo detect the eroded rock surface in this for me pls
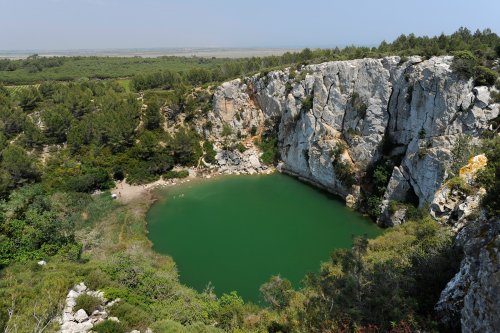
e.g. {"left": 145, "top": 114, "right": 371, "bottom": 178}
{"left": 206, "top": 56, "right": 498, "bottom": 222}
{"left": 435, "top": 218, "right": 500, "bottom": 333}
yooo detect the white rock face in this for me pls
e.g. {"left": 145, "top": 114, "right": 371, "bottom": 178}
{"left": 208, "top": 56, "right": 498, "bottom": 222}
{"left": 215, "top": 148, "right": 271, "bottom": 175}
{"left": 436, "top": 218, "right": 500, "bottom": 332}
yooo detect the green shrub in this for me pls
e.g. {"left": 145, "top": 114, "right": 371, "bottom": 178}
{"left": 474, "top": 66, "right": 498, "bottom": 86}
{"left": 85, "top": 269, "right": 112, "bottom": 291}
{"left": 126, "top": 163, "right": 160, "bottom": 185}
{"left": 74, "top": 293, "right": 101, "bottom": 314}
{"left": 151, "top": 320, "right": 186, "bottom": 333}
{"left": 332, "top": 159, "right": 355, "bottom": 187}
{"left": 328, "top": 142, "right": 356, "bottom": 187}
{"left": 490, "top": 90, "right": 500, "bottom": 104}
{"left": 235, "top": 142, "right": 246, "bottom": 153}
{"left": 249, "top": 125, "right": 257, "bottom": 136}
{"left": 93, "top": 320, "right": 125, "bottom": 333}
{"left": 451, "top": 50, "right": 477, "bottom": 78}
{"left": 449, "top": 134, "right": 477, "bottom": 178}
{"left": 163, "top": 170, "right": 189, "bottom": 179}
{"left": 109, "top": 302, "right": 152, "bottom": 330}
{"left": 254, "top": 136, "right": 279, "bottom": 165}
{"left": 367, "top": 195, "right": 383, "bottom": 217}
{"left": 203, "top": 141, "right": 217, "bottom": 164}
{"left": 388, "top": 200, "right": 402, "bottom": 214}
{"left": 446, "top": 176, "right": 472, "bottom": 194}
{"left": 476, "top": 136, "right": 500, "bottom": 217}
{"left": 301, "top": 94, "right": 313, "bottom": 112}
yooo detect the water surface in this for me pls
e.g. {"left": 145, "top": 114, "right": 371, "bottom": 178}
{"left": 147, "top": 173, "right": 381, "bottom": 302}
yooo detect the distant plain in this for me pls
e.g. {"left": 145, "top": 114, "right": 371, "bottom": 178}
{"left": 0, "top": 47, "right": 300, "bottom": 59}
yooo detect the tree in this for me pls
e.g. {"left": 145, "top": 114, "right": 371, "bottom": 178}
{"left": 171, "top": 128, "right": 202, "bottom": 165}
{"left": 17, "top": 87, "right": 41, "bottom": 111}
{"left": 144, "top": 98, "right": 162, "bottom": 131}
{"left": 186, "top": 68, "right": 212, "bottom": 85}
{"left": 1, "top": 145, "right": 39, "bottom": 186}
{"left": 136, "top": 131, "right": 158, "bottom": 159}
{"left": 217, "top": 291, "right": 245, "bottom": 331}
{"left": 260, "top": 275, "right": 293, "bottom": 310}
{"left": 42, "top": 106, "right": 73, "bottom": 143}
{"left": 0, "top": 107, "right": 27, "bottom": 137}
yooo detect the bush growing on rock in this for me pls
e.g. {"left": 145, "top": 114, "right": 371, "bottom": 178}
{"left": 446, "top": 176, "right": 472, "bottom": 195}
{"left": 254, "top": 136, "right": 279, "bottom": 165}
{"left": 301, "top": 94, "right": 313, "bottom": 113}
{"left": 476, "top": 136, "right": 500, "bottom": 217}
{"left": 473, "top": 65, "right": 499, "bottom": 86}
{"left": 451, "top": 50, "right": 477, "bottom": 78}
{"left": 204, "top": 141, "right": 217, "bottom": 164}
{"left": 235, "top": 142, "right": 246, "bottom": 153}
{"left": 250, "top": 125, "right": 257, "bottom": 136}
{"left": 93, "top": 320, "right": 125, "bottom": 333}
{"left": 75, "top": 293, "right": 101, "bottom": 314}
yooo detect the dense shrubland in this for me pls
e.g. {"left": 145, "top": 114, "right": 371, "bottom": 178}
{"left": 0, "top": 27, "right": 499, "bottom": 332}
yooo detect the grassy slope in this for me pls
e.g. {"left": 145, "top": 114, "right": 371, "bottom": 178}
{"left": 0, "top": 193, "right": 208, "bottom": 331}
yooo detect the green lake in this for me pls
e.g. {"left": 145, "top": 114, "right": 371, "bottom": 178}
{"left": 147, "top": 173, "right": 381, "bottom": 303}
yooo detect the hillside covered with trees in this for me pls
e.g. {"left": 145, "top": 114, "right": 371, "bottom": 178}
{"left": 0, "top": 28, "right": 499, "bottom": 332}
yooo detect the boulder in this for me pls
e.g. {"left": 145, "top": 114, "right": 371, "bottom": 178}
{"left": 74, "top": 282, "right": 87, "bottom": 293}
{"left": 74, "top": 309, "right": 88, "bottom": 323}
{"left": 345, "top": 194, "right": 356, "bottom": 209}
{"left": 249, "top": 155, "right": 261, "bottom": 169}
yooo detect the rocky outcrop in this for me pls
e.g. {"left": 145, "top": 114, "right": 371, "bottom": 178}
{"left": 58, "top": 282, "right": 150, "bottom": 333}
{"left": 435, "top": 218, "right": 500, "bottom": 332}
{"left": 59, "top": 283, "right": 110, "bottom": 333}
{"left": 207, "top": 56, "right": 498, "bottom": 223}
{"left": 215, "top": 147, "right": 273, "bottom": 175}
{"left": 430, "top": 154, "right": 488, "bottom": 230}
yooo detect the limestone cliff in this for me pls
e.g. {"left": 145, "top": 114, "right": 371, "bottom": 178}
{"left": 206, "top": 56, "right": 498, "bottom": 226}
{"left": 202, "top": 55, "right": 500, "bottom": 332}
{"left": 435, "top": 217, "right": 499, "bottom": 333}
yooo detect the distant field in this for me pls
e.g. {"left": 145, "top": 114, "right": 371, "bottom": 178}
{"left": 5, "top": 84, "right": 40, "bottom": 94}
{"left": 0, "top": 56, "right": 234, "bottom": 85}
{"left": 0, "top": 47, "right": 299, "bottom": 59}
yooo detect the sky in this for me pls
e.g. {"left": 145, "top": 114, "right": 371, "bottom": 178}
{"left": 0, "top": 0, "right": 499, "bottom": 51}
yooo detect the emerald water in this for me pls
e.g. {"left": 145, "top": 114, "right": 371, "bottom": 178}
{"left": 147, "top": 173, "right": 381, "bottom": 303}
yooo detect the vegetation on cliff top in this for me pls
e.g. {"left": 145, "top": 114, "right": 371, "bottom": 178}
{"left": 1, "top": 27, "right": 499, "bottom": 86}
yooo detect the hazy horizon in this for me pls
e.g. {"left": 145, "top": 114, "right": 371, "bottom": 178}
{"left": 1, "top": 0, "right": 499, "bottom": 52}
